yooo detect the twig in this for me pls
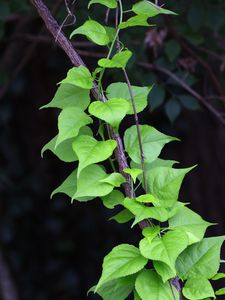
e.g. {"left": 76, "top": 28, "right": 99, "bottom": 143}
{"left": 139, "top": 62, "right": 225, "bottom": 125}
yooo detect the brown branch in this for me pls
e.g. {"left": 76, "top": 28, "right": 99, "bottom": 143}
{"left": 139, "top": 62, "right": 225, "bottom": 125}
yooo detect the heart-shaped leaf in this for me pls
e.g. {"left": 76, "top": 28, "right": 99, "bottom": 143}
{"left": 98, "top": 50, "right": 132, "bottom": 68}
{"left": 60, "top": 66, "right": 93, "bottom": 89}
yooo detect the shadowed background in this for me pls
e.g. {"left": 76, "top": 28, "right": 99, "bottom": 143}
{"left": 0, "top": 0, "right": 225, "bottom": 299}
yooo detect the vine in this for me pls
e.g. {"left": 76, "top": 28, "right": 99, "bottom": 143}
{"left": 34, "top": 0, "right": 225, "bottom": 299}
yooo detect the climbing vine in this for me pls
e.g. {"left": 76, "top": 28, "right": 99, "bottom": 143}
{"left": 39, "top": 0, "right": 225, "bottom": 299}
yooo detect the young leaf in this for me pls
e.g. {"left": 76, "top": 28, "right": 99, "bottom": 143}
{"left": 169, "top": 206, "right": 212, "bottom": 245}
{"left": 56, "top": 107, "right": 93, "bottom": 147}
{"left": 135, "top": 269, "right": 179, "bottom": 300}
{"left": 89, "top": 98, "right": 130, "bottom": 129}
{"left": 88, "top": 0, "right": 117, "bottom": 9}
{"left": 123, "top": 198, "right": 169, "bottom": 226}
{"left": 176, "top": 236, "right": 225, "bottom": 280}
{"left": 70, "top": 20, "right": 110, "bottom": 46}
{"left": 124, "top": 125, "right": 177, "bottom": 164}
{"left": 119, "top": 15, "right": 150, "bottom": 29}
{"left": 40, "top": 84, "right": 90, "bottom": 110}
{"left": 212, "top": 273, "right": 225, "bottom": 280}
{"left": 41, "top": 127, "right": 92, "bottom": 162}
{"left": 101, "top": 190, "right": 124, "bottom": 209}
{"left": 98, "top": 50, "right": 132, "bottom": 69}
{"left": 110, "top": 209, "right": 134, "bottom": 224}
{"left": 51, "top": 169, "right": 92, "bottom": 201}
{"left": 135, "top": 194, "right": 157, "bottom": 204}
{"left": 153, "top": 261, "right": 176, "bottom": 282}
{"left": 216, "top": 288, "right": 225, "bottom": 296}
{"left": 100, "top": 173, "right": 126, "bottom": 187}
{"left": 132, "top": 1, "right": 176, "bottom": 17}
{"left": 182, "top": 277, "right": 215, "bottom": 300}
{"left": 60, "top": 66, "right": 93, "bottom": 90}
{"left": 142, "top": 226, "right": 160, "bottom": 242}
{"left": 134, "top": 290, "right": 141, "bottom": 300}
{"left": 95, "top": 244, "right": 148, "bottom": 291}
{"left": 106, "top": 83, "right": 152, "bottom": 114}
{"left": 146, "top": 166, "right": 195, "bottom": 208}
{"left": 72, "top": 135, "right": 117, "bottom": 176}
{"left": 123, "top": 168, "right": 142, "bottom": 183}
{"left": 139, "top": 229, "right": 188, "bottom": 272}
{"left": 90, "top": 275, "right": 136, "bottom": 300}
{"left": 73, "top": 164, "right": 114, "bottom": 199}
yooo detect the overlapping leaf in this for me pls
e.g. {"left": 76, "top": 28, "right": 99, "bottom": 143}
{"left": 123, "top": 168, "right": 142, "bottom": 183}
{"left": 98, "top": 50, "right": 132, "bottom": 68}
{"left": 182, "top": 276, "right": 215, "bottom": 300}
{"left": 60, "top": 66, "right": 93, "bottom": 89}
{"left": 101, "top": 190, "right": 124, "bottom": 209}
{"left": 124, "top": 125, "right": 177, "bottom": 164}
{"left": 110, "top": 209, "right": 134, "bottom": 224}
{"left": 100, "top": 173, "right": 126, "bottom": 187}
{"left": 95, "top": 244, "right": 148, "bottom": 291}
{"left": 72, "top": 135, "right": 117, "bottom": 176}
{"left": 132, "top": 1, "right": 176, "bottom": 17}
{"left": 88, "top": 0, "right": 117, "bottom": 9}
{"left": 119, "top": 15, "right": 150, "bottom": 29}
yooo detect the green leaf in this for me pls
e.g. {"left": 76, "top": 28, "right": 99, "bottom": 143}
{"left": 169, "top": 206, "right": 212, "bottom": 245}
{"left": 131, "top": 158, "right": 178, "bottom": 175}
{"left": 60, "top": 66, "right": 93, "bottom": 90}
{"left": 212, "top": 273, "right": 225, "bottom": 281}
{"left": 70, "top": 20, "right": 110, "bottom": 46}
{"left": 165, "top": 98, "right": 181, "bottom": 123}
{"left": 73, "top": 164, "right": 114, "bottom": 199}
{"left": 123, "top": 168, "right": 142, "bottom": 183}
{"left": 142, "top": 226, "right": 160, "bottom": 242}
{"left": 124, "top": 125, "right": 177, "bottom": 164}
{"left": 56, "top": 107, "right": 92, "bottom": 147}
{"left": 51, "top": 169, "right": 92, "bottom": 201}
{"left": 106, "top": 83, "right": 152, "bottom": 114}
{"left": 216, "top": 288, "right": 225, "bottom": 296}
{"left": 89, "top": 98, "right": 130, "bottom": 129}
{"left": 100, "top": 173, "right": 126, "bottom": 187}
{"left": 105, "top": 26, "right": 116, "bottom": 42}
{"left": 98, "top": 50, "right": 132, "bottom": 68}
{"left": 133, "top": 1, "right": 176, "bottom": 17}
{"left": 176, "top": 236, "right": 225, "bottom": 280}
{"left": 110, "top": 209, "right": 134, "bottom": 224}
{"left": 149, "top": 84, "right": 165, "bottom": 111}
{"left": 134, "top": 290, "right": 141, "bottom": 300}
{"left": 135, "top": 194, "right": 157, "bottom": 204}
{"left": 123, "top": 198, "right": 169, "bottom": 226}
{"left": 139, "top": 229, "right": 188, "bottom": 272}
{"left": 95, "top": 244, "right": 148, "bottom": 291}
{"left": 101, "top": 190, "right": 124, "bottom": 209}
{"left": 41, "top": 126, "right": 92, "bottom": 162}
{"left": 179, "top": 95, "right": 200, "bottom": 111}
{"left": 40, "top": 84, "right": 90, "bottom": 110}
{"left": 135, "top": 269, "right": 179, "bottom": 300}
{"left": 146, "top": 166, "right": 195, "bottom": 207}
{"left": 90, "top": 275, "right": 136, "bottom": 300}
{"left": 72, "top": 135, "right": 117, "bottom": 176}
{"left": 153, "top": 261, "right": 176, "bottom": 282}
{"left": 165, "top": 40, "right": 181, "bottom": 62}
{"left": 88, "top": 0, "right": 117, "bottom": 9}
{"left": 119, "top": 15, "right": 150, "bottom": 29}
{"left": 182, "top": 277, "right": 215, "bottom": 300}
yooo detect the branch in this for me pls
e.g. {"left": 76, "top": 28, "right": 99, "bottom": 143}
{"left": 30, "top": 0, "right": 133, "bottom": 199}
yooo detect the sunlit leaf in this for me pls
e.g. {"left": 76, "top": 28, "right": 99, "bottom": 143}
{"left": 123, "top": 168, "right": 142, "bottom": 183}
{"left": 182, "top": 277, "right": 215, "bottom": 299}
{"left": 98, "top": 50, "right": 132, "bottom": 68}
{"left": 88, "top": 0, "right": 117, "bottom": 9}
{"left": 132, "top": 1, "right": 176, "bottom": 17}
{"left": 60, "top": 66, "right": 93, "bottom": 90}
{"left": 100, "top": 173, "right": 126, "bottom": 187}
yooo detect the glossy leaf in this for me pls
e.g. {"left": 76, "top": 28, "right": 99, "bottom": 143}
{"left": 73, "top": 164, "right": 114, "bottom": 199}
{"left": 182, "top": 277, "right": 215, "bottom": 300}
{"left": 106, "top": 83, "right": 151, "bottom": 114}
{"left": 72, "top": 135, "right": 117, "bottom": 176}
{"left": 70, "top": 20, "right": 110, "bottom": 46}
{"left": 95, "top": 244, "right": 148, "bottom": 291}
{"left": 169, "top": 206, "right": 212, "bottom": 245}
{"left": 60, "top": 66, "right": 93, "bottom": 90}
{"left": 56, "top": 107, "right": 92, "bottom": 147}
{"left": 146, "top": 166, "right": 195, "bottom": 207}
{"left": 123, "top": 198, "right": 169, "bottom": 226}
{"left": 100, "top": 173, "right": 126, "bottom": 187}
{"left": 101, "top": 190, "right": 124, "bottom": 209}
{"left": 176, "top": 236, "right": 225, "bottom": 280}
{"left": 124, "top": 125, "right": 177, "bottom": 164}
{"left": 123, "top": 168, "right": 142, "bottom": 183}
{"left": 88, "top": 0, "right": 117, "bottom": 9}
{"left": 110, "top": 209, "right": 134, "bottom": 224}
{"left": 139, "top": 229, "right": 188, "bottom": 272}
{"left": 135, "top": 269, "right": 179, "bottom": 300}
{"left": 98, "top": 50, "right": 132, "bottom": 69}
{"left": 41, "top": 126, "right": 92, "bottom": 162}
{"left": 90, "top": 275, "right": 136, "bottom": 300}
{"left": 132, "top": 1, "right": 176, "bottom": 17}
{"left": 89, "top": 98, "right": 129, "bottom": 129}
{"left": 119, "top": 15, "right": 150, "bottom": 29}
{"left": 41, "top": 84, "right": 90, "bottom": 110}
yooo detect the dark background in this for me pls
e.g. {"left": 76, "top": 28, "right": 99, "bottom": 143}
{"left": 0, "top": 0, "right": 225, "bottom": 299}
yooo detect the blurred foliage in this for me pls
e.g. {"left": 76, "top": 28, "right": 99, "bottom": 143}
{"left": 0, "top": 0, "right": 225, "bottom": 299}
